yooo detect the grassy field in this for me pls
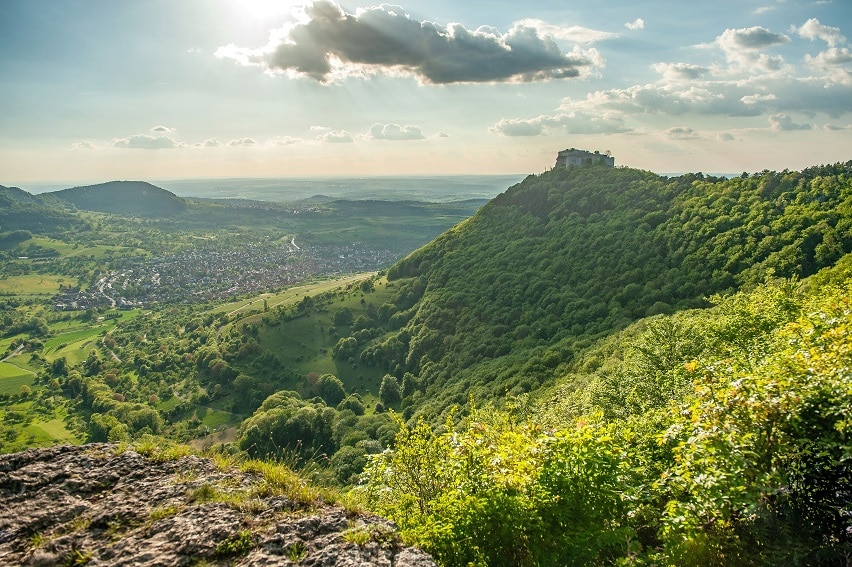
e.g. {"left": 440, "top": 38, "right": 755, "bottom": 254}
{"left": 0, "top": 370, "right": 35, "bottom": 395}
{"left": 0, "top": 274, "right": 66, "bottom": 295}
{"left": 24, "top": 236, "right": 134, "bottom": 260}
{"left": 211, "top": 272, "right": 375, "bottom": 317}
{"left": 254, "top": 276, "right": 397, "bottom": 409}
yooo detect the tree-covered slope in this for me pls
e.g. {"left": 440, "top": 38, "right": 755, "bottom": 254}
{"left": 0, "top": 184, "right": 87, "bottom": 234}
{"left": 48, "top": 180, "right": 187, "bottom": 217}
{"left": 361, "top": 163, "right": 852, "bottom": 417}
{"left": 362, "top": 257, "right": 852, "bottom": 566}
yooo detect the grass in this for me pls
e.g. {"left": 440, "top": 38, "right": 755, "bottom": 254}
{"left": 0, "top": 368, "right": 35, "bottom": 395}
{"left": 27, "top": 417, "right": 80, "bottom": 443}
{"left": 0, "top": 274, "right": 66, "bottom": 295}
{"left": 252, "top": 278, "right": 396, "bottom": 407}
{"left": 0, "top": 360, "right": 34, "bottom": 378}
{"left": 210, "top": 273, "right": 374, "bottom": 320}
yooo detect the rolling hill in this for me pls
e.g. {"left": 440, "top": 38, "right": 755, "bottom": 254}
{"left": 47, "top": 180, "right": 187, "bottom": 216}
{"left": 243, "top": 162, "right": 852, "bottom": 422}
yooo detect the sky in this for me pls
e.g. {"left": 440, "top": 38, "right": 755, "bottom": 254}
{"left": 1, "top": 0, "right": 850, "bottom": 186}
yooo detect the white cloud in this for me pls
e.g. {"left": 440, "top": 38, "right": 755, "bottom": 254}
{"left": 515, "top": 19, "right": 618, "bottom": 44}
{"left": 769, "top": 113, "right": 812, "bottom": 131}
{"left": 715, "top": 26, "right": 792, "bottom": 74}
{"left": 718, "top": 132, "right": 736, "bottom": 141}
{"left": 216, "top": 0, "right": 603, "bottom": 84}
{"left": 201, "top": 138, "right": 221, "bottom": 147}
{"left": 651, "top": 62, "right": 709, "bottom": 81}
{"left": 824, "top": 123, "right": 852, "bottom": 130}
{"left": 717, "top": 26, "right": 790, "bottom": 51}
{"left": 71, "top": 141, "right": 94, "bottom": 150}
{"left": 267, "top": 136, "right": 302, "bottom": 146}
{"left": 114, "top": 135, "right": 182, "bottom": 149}
{"left": 625, "top": 18, "right": 645, "bottom": 31}
{"left": 151, "top": 125, "right": 175, "bottom": 132}
{"left": 367, "top": 123, "right": 425, "bottom": 141}
{"left": 797, "top": 18, "right": 846, "bottom": 47}
{"left": 741, "top": 93, "right": 777, "bottom": 104}
{"left": 228, "top": 138, "right": 258, "bottom": 146}
{"left": 319, "top": 130, "right": 353, "bottom": 143}
{"left": 491, "top": 110, "right": 630, "bottom": 137}
{"left": 754, "top": 6, "right": 774, "bottom": 15}
{"left": 804, "top": 47, "right": 852, "bottom": 84}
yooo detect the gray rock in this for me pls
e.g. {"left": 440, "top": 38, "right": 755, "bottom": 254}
{"left": 0, "top": 444, "right": 435, "bottom": 567}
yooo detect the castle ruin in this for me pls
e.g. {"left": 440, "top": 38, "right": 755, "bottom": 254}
{"left": 555, "top": 148, "right": 614, "bottom": 168}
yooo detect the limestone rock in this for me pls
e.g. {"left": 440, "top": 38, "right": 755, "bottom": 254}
{"left": 0, "top": 444, "right": 435, "bottom": 566}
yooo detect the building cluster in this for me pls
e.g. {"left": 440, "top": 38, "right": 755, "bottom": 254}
{"left": 54, "top": 240, "right": 398, "bottom": 310}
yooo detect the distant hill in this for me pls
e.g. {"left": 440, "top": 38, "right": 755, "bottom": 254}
{"left": 48, "top": 180, "right": 187, "bottom": 216}
{"left": 0, "top": 184, "right": 39, "bottom": 206}
{"left": 0, "top": 184, "right": 86, "bottom": 234}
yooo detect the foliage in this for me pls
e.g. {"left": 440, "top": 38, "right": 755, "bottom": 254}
{"left": 362, "top": 267, "right": 852, "bottom": 566}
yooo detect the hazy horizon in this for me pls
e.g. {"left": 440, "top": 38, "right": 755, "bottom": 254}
{"left": 2, "top": 1, "right": 849, "bottom": 183}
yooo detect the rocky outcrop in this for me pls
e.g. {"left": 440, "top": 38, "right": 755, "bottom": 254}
{"left": 0, "top": 444, "right": 435, "bottom": 566}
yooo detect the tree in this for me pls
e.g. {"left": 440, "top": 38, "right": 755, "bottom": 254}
{"left": 379, "top": 374, "right": 401, "bottom": 406}
{"left": 316, "top": 374, "right": 346, "bottom": 406}
{"left": 333, "top": 307, "right": 353, "bottom": 327}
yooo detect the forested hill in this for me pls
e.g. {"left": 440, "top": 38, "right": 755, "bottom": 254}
{"left": 366, "top": 163, "right": 852, "bottom": 417}
{"left": 0, "top": 184, "right": 87, "bottom": 234}
{"left": 48, "top": 180, "right": 187, "bottom": 216}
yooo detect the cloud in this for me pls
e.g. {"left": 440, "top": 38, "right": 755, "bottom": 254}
{"left": 515, "top": 19, "right": 618, "bottom": 44}
{"left": 228, "top": 138, "right": 257, "bottom": 146}
{"left": 71, "top": 141, "right": 95, "bottom": 150}
{"left": 200, "top": 138, "right": 221, "bottom": 147}
{"left": 625, "top": 18, "right": 645, "bottom": 31}
{"left": 797, "top": 18, "right": 846, "bottom": 47}
{"left": 651, "top": 62, "right": 709, "bottom": 81}
{"left": 367, "top": 123, "right": 425, "bottom": 141}
{"left": 267, "top": 136, "right": 302, "bottom": 146}
{"left": 114, "top": 135, "right": 182, "bottom": 149}
{"left": 718, "top": 132, "right": 736, "bottom": 141}
{"left": 804, "top": 47, "right": 852, "bottom": 84}
{"left": 151, "top": 125, "right": 175, "bottom": 132}
{"left": 753, "top": 6, "right": 774, "bottom": 15}
{"left": 825, "top": 123, "right": 852, "bottom": 130}
{"left": 769, "top": 113, "right": 811, "bottom": 131}
{"left": 216, "top": 0, "right": 602, "bottom": 84}
{"left": 666, "top": 126, "right": 700, "bottom": 139}
{"left": 319, "top": 130, "right": 353, "bottom": 143}
{"left": 741, "top": 93, "right": 777, "bottom": 105}
{"left": 717, "top": 26, "right": 790, "bottom": 51}
{"left": 491, "top": 110, "right": 630, "bottom": 137}
{"left": 715, "top": 26, "right": 791, "bottom": 73}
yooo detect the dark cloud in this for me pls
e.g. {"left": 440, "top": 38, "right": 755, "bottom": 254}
{"left": 218, "top": 1, "right": 598, "bottom": 84}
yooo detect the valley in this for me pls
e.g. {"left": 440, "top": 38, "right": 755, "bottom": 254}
{"left": 2, "top": 163, "right": 851, "bottom": 565}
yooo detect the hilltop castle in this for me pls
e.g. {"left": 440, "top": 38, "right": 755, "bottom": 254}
{"left": 555, "top": 148, "right": 614, "bottom": 168}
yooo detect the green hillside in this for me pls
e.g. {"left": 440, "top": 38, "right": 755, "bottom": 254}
{"left": 352, "top": 163, "right": 852, "bottom": 418}
{"left": 48, "top": 180, "right": 188, "bottom": 216}
{"left": 0, "top": 184, "right": 86, "bottom": 234}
